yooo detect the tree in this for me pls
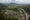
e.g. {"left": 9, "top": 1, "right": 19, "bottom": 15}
{"left": 0, "top": 3, "right": 8, "bottom": 19}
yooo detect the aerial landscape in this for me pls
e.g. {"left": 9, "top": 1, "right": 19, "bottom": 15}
{"left": 0, "top": 0, "right": 30, "bottom": 20}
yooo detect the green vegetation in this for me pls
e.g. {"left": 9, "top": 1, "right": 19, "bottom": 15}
{"left": 0, "top": 3, "right": 8, "bottom": 20}
{"left": 0, "top": 3, "right": 30, "bottom": 20}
